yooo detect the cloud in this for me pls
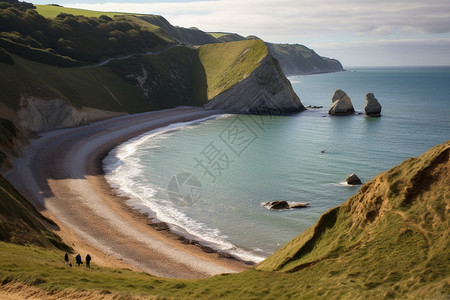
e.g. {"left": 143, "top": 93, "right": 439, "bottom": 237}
{"left": 64, "top": 0, "right": 450, "bottom": 40}
{"left": 49, "top": 0, "right": 450, "bottom": 65}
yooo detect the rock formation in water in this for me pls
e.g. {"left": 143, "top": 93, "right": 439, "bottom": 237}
{"left": 263, "top": 201, "right": 309, "bottom": 210}
{"left": 346, "top": 173, "right": 362, "bottom": 185}
{"left": 328, "top": 89, "right": 355, "bottom": 115}
{"left": 364, "top": 93, "right": 382, "bottom": 117}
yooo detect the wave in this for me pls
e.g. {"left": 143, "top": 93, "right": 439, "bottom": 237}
{"left": 103, "top": 114, "right": 266, "bottom": 263}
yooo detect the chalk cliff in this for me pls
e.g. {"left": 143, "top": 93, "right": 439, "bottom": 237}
{"left": 328, "top": 89, "right": 355, "bottom": 115}
{"left": 203, "top": 49, "right": 304, "bottom": 114}
{"left": 18, "top": 96, "right": 126, "bottom": 132}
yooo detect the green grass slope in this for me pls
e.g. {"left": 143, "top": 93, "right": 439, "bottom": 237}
{"left": 35, "top": 4, "right": 122, "bottom": 19}
{"left": 1, "top": 142, "right": 448, "bottom": 299}
{"left": 257, "top": 140, "right": 450, "bottom": 298}
{"left": 0, "top": 2, "right": 173, "bottom": 64}
{"left": 0, "top": 53, "right": 147, "bottom": 113}
{"left": 0, "top": 119, "right": 18, "bottom": 169}
{"left": 199, "top": 39, "right": 269, "bottom": 100}
{"left": 0, "top": 175, "right": 69, "bottom": 251}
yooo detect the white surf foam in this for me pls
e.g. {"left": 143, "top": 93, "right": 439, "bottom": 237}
{"left": 103, "top": 115, "right": 266, "bottom": 263}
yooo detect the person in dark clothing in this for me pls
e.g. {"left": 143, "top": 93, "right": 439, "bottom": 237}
{"left": 75, "top": 254, "right": 83, "bottom": 266}
{"left": 64, "top": 253, "right": 69, "bottom": 266}
{"left": 85, "top": 254, "right": 91, "bottom": 268}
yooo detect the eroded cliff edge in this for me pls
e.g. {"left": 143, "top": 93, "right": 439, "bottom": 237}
{"left": 201, "top": 40, "right": 304, "bottom": 113}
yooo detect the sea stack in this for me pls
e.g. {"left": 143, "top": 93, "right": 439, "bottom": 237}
{"left": 346, "top": 173, "right": 362, "bottom": 185}
{"left": 364, "top": 93, "right": 382, "bottom": 117}
{"left": 328, "top": 89, "right": 355, "bottom": 115}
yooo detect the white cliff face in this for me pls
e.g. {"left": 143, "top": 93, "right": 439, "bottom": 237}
{"left": 328, "top": 89, "right": 355, "bottom": 115}
{"left": 364, "top": 93, "right": 382, "bottom": 117}
{"left": 203, "top": 54, "right": 304, "bottom": 114}
{"left": 18, "top": 96, "right": 126, "bottom": 132}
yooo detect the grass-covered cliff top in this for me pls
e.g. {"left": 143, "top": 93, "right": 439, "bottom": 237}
{"left": 199, "top": 39, "right": 268, "bottom": 100}
{"left": 34, "top": 4, "right": 124, "bottom": 19}
{"left": 0, "top": 2, "right": 173, "bottom": 64}
{"left": 1, "top": 140, "right": 448, "bottom": 299}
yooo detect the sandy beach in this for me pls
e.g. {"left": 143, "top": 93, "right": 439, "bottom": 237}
{"left": 6, "top": 107, "right": 250, "bottom": 279}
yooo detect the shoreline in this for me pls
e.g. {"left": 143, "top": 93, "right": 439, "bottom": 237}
{"left": 95, "top": 127, "right": 256, "bottom": 265}
{"left": 6, "top": 107, "right": 251, "bottom": 279}
{"left": 101, "top": 114, "right": 264, "bottom": 264}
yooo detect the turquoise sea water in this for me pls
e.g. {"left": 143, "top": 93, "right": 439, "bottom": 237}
{"left": 104, "top": 67, "right": 450, "bottom": 262}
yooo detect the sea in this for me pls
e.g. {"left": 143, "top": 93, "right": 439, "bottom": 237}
{"left": 104, "top": 67, "right": 450, "bottom": 263}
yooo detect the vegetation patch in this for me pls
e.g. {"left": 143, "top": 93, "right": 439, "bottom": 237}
{"left": 0, "top": 3, "right": 174, "bottom": 64}
{"left": 0, "top": 176, "right": 69, "bottom": 251}
{"left": 0, "top": 52, "right": 147, "bottom": 112}
{"left": 199, "top": 39, "right": 268, "bottom": 99}
{"left": 107, "top": 45, "right": 208, "bottom": 110}
{"left": 35, "top": 4, "right": 125, "bottom": 19}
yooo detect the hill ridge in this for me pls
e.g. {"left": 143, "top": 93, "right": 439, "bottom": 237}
{"left": 257, "top": 140, "right": 449, "bottom": 292}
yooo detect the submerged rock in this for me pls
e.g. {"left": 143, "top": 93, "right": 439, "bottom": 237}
{"left": 364, "top": 93, "right": 382, "bottom": 117}
{"left": 263, "top": 201, "right": 309, "bottom": 210}
{"left": 328, "top": 89, "right": 355, "bottom": 115}
{"left": 346, "top": 173, "right": 362, "bottom": 185}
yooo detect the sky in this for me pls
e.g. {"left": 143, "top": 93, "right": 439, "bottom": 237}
{"left": 31, "top": 0, "right": 450, "bottom": 67}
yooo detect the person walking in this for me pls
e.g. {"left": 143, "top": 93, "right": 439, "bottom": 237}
{"left": 64, "top": 253, "right": 69, "bottom": 266}
{"left": 75, "top": 254, "right": 83, "bottom": 266}
{"left": 85, "top": 254, "right": 91, "bottom": 268}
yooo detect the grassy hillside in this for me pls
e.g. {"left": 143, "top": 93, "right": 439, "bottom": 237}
{"left": 1, "top": 141, "right": 448, "bottom": 299}
{"left": 0, "top": 175, "right": 69, "bottom": 251}
{"left": 0, "top": 2, "right": 173, "bottom": 64}
{"left": 257, "top": 140, "right": 450, "bottom": 297}
{"left": 107, "top": 45, "right": 208, "bottom": 109}
{"left": 206, "top": 32, "right": 343, "bottom": 75}
{"left": 199, "top": 39, "right": 268, "bottom": 99}
{"left": 0, "top": 119, "right": 18, "bottom": 168}
{"left": 35, "top": 4, "right": 122, "bottom": 19}
{"left": 0, "top": 53, "right": 147, "bottom": 113}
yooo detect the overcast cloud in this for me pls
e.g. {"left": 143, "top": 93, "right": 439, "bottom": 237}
{"left": 32, "top": 0, "right": 450, "bottom": 66}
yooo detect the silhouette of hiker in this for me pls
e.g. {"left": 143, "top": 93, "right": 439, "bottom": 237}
{"left": 75, "top": 254, "right": 83, "bottom": 266}
{"left": 64, "top": 253, "right": 69, "bottom": 266}
{"left": 86, "top": 254, "right": 91, "bottom": 268}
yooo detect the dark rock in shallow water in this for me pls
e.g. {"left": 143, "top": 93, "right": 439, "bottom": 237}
{"left": 263, "top": 201, "right": 309, "bottom": 210}
{"left": 346, "top": 173, "right": 362, "bottom": 185}
{"left": 266, "top": 201, "right": 290, "bottom": 209}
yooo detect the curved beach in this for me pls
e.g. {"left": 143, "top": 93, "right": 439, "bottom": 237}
{"left": 6, "top": 107, "right": 250, "bottom": 279}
